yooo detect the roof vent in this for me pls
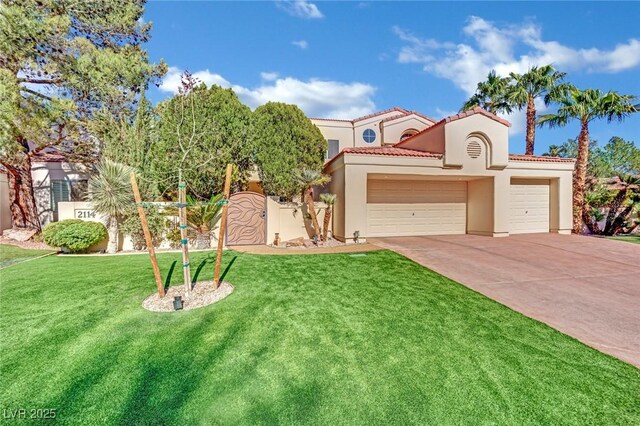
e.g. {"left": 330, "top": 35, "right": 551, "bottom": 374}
{"left": 467, "top": 140, "right": 482, "bottom": 159}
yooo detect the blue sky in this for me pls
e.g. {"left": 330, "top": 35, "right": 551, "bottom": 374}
{"left": 143, "top": 1, "right": 640, "bottom": 154}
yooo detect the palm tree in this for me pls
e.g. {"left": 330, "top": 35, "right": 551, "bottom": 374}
{"left": 295, "top": 169, "right": 331, "bottom": 239}
{"left": 319, "top": 193, "right": 336, "bottom": 241}
{"left": 539, "top": 88, "right": 639, "bottom": 233}
{"left": 460, "top": 70, "right": 513, "bottom": 114}
{"left": 602, "top": 174, "right": 640, "bottom": 235}
{"left": 508, "top": 65, "right": 568, "bottom": 155}
{"left": 165, "top": 194, "right": 223, "bottom": 249}
{"left": 542, "top": 144, "right": 563, "bottom": 157}
{"left": 88, "top": 160, "right": 135, "bottom": 253}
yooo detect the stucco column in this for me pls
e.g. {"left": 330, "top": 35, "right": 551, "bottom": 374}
{"left": 344, "top": 165, "right": 368, "bottom": 243}
{"left": 492, "top": 173, "right": 510, "bottom": 237}
{"left": 551, "top": 174, "right": 573, "bottom": 234}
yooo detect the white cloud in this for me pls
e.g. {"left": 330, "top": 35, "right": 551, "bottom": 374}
{"left": 159, "top": 67, "right": 231, "bottom": 93}
{"left": 159, "top": 66, "right": 376, "bottom": 119}
{"left": 394, "top": 16, "right": 640, "bottom": 96}
{"left": 260, "top": 72, "right": 279, "bottom": 81}
{"left": 276, "top": 0, "right": 324, "bottom": 19}
{"left": 292, "top": 40, "right": 309, "bottom": 50}
{"left": 393, "top": 17, "right": 640, "bottom": 134}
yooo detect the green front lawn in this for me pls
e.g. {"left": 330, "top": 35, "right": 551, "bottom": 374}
{"left": 1, "top": 250, "right": 639, "bottom": 424}
{"left": 608, "top": 235, "right": 640, "bottom": 244}
{"left": 0, "top": 244, "right": 55, "bottom": 269}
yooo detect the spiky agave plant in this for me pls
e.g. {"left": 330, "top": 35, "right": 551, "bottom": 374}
{"left": 88, "top": 160, "right": 135, "bottom": 253}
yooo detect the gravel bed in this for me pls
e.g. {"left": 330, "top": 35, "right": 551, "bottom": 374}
{"left": 143, "top": 281, "right": 234, "bottom": 312}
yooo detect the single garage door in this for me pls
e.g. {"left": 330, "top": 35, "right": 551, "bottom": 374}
{"left": 509, "top": 179, "right": 550, "bottom": 234}
{"left": 366, "top": 179, "right": 467, "bottom": 237}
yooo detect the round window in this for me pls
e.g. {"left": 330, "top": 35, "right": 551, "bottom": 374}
{"left": 363, "top": 129, "right": 376, "bottom": 143}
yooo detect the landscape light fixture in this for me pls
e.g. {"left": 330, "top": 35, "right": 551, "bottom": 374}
{"left": 173, "top": 296, "right": 183, "bottom": 311}
{"left": 353, "top": 230, "right": 360, "bottom": 244}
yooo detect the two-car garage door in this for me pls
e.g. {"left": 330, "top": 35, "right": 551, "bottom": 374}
{"left": 367, "top": 180, "right": 467, "bottom": 237}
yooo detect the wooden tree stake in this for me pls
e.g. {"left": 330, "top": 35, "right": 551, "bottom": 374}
{"left": 178, "top": 182, "right": 192, "bottom": 295}
{"left": 214, "top": 164, "right": 233, "bottom": 288}
{"left": 130, "top": 172, "right": 165, "bottom": 298}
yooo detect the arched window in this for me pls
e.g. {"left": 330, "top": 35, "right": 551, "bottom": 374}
{"left": 400, "top": 129, "right": 419, "bottom": 141}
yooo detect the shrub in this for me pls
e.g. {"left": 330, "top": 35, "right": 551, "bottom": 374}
{"left": 121, "top": 206, "right": 165, "bottom": 250}
{"left": 43, "top": 220, "right": 107, "bottom": 253}
{"left": 42, "top": 219, "right": 84, "bottom": 248}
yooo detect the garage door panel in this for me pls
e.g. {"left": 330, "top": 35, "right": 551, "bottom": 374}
{"left": 509, "top": 181, "right": 550, "bottom": 234}
{"left": 366, "top": 180, "right": 467, "bottom": 237}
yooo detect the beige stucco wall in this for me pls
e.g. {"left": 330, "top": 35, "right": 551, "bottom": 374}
{"left": 467, "top": 178, "right": 494, "bottom": 235}
{"left": 0, "top": 172, "right": 12, "bottom": 232}
{"left": 328, "top": 165, "right": 345, "bottom": 241}
{"left": 266, "top": 196, "right": 328, "bottom": 243}
{"left": 398, "top": 124, "right": 445, "bottom": 153}
{"left": 311, "top": 120, "right": 355, "bottom": 154}
{"left": 381, "top": 116, "right": 432, "bottom": 145}
{"left": 57, "top": 201, "right": 190, "bottom": 252}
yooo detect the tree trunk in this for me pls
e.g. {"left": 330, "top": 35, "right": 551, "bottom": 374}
{"left": 306, "top": 188, "right": 321, "bottom": 239}
{"left": 322, "top": 205, "right": 332, "bottom": 241}
{"left": 572, "top": 121, "right": 590, "bottom": 234}
{"left": 106, "top": 216, "right": 119, "bottom": 253}
{"left": 3, "top": 156, "right": 41, "bottom": 231}
{"left": 525, "top": 96, "right": 536, "bottom": 155}
{"left": 602, "top": 188, "right": 627, "bottom": 235}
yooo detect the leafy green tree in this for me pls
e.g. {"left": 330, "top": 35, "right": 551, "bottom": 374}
{"left": 0, "top": 0, "right": 165, "bottom": 231}
{"left": 150, "top": 81, "right": 253, "bottom": 199}
{"left": 88, "top": 160, "right": 135, "bottom": 253}
{"left": 253, "top": 102, "right": 327, "bottom": 200}
{"left": 91, "top": 93, "right": 157, "bottom": 197}
{"left": 460, "top": 70, "right": 513, "bottom": 114}
{"left": 542, "top": 138, "right": 598, "bottom": 173}
{"left": 508, "top": 65, "right": 568, "bottom": 155}
{"left": 539, "top": 88, "right": 639, "bottom": 233}
{"left": 591, "top": 136, "right": 640, "bottom": 178}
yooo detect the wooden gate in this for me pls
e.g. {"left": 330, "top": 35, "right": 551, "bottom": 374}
{"left": 226, "top": 192, "right": 266, "bottom": 245}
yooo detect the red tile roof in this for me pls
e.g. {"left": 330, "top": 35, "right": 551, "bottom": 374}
{"left": 394, "top": 107, "right": 511, "bottom": 149}
{"left": 508, "top": 154, "right": 575, "bottom": 163}
{"left": 310, "top": 107, "right": 411, "bottom": 124}
{"left": 353, "top": 107, "right": 409, "bottom": 123}
{"left": 342, "top": 146, "right": 442, "bottom": 157}
{"left": 447, "top": 107, "right": 511, "bottom": 127}
{"left": 324, "top": 146, "right": 442, "bottom": 169}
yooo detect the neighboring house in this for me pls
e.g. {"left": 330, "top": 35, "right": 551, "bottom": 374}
{"left": 321, "top": 107, "right": 575, "bottom": 241}
{"left": 0, "top": 152, "right": 89, "bottom": 232}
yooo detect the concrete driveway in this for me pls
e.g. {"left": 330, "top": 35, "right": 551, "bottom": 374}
{"left": 369, "top": 234, "right": 640, "bottom": 367}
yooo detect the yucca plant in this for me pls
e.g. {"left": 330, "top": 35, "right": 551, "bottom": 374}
{"left": 88, "top": 160, "right": 135, "bottom": 253}
{"left": 295, "top": 169, "right": 331, "bottom": 240}
{"left": 320, "top": 193, "right": 336, "bottom": 241}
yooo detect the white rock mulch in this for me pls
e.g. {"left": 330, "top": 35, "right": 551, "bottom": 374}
{"left": 142, "top": 281, "right": 234, "bottom": 313}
